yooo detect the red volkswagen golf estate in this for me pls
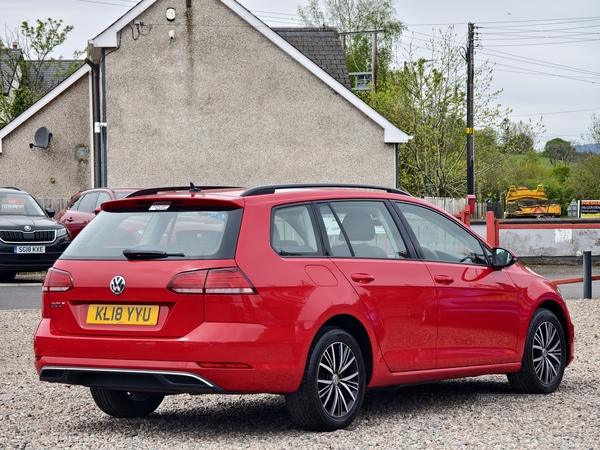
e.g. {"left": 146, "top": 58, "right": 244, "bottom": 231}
{"left": 34, "top": 184, "right": 574, "bottom": 431}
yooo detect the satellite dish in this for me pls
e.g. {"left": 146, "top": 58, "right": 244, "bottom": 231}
{"left": 30, "top": 127, "right": 52, "bottom": 149}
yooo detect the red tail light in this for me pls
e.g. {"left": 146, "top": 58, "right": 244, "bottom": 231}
{"left": 42, "top": 268, "right": 74, "bottom": 318}
{"left": 204, "top": 268, "right": 255, "bottom": 294}
{"left": 167, "top": 268, "right": 255, "bottom": 295}
{"left": 42, "top": 268, "right": 74, "bottom": 292}
{"left": 167, "top": 270, "right": 208, "bottom": 294}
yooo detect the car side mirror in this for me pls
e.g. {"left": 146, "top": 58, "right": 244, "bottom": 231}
{"left": 94, "top": 207, "right": 101, "bottom": 215}
{"left": 46, "top": 208, "right": 55, "bottom": 218}
{"left": 491, "top": 247, "right": 517, "bottom": 268}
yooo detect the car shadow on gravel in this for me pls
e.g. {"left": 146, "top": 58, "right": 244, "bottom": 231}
{"left": 71, "top": 377, "right": 531, "bottom": 436}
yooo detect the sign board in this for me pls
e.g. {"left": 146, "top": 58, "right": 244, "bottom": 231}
{"left": 579, "top": 200, "right": 600, "bottom": 218}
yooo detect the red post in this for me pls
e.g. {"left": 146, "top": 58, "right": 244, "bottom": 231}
{"left": 466, "top": 194, "right": 476, "bottom": 217}
{"left": 463, "top": 205, "right": 471, "bottom": 227}
{"left": 486, "top": 211, "right": 496, "bottom": 247}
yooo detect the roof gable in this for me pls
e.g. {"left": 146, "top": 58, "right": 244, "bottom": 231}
{"left": 0, "top": 64, "right": 91, "bottom": 152}
{"left": 89, "top": 0, "right": 410, "bottom": 144}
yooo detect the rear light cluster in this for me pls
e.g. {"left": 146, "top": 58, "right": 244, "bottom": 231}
{"left": 42, "top": 268, "right": 74, "bottom": 318}
{"left": 167, "top": 268, "right": 256, "bottom": 295}
{"left": 43, "top": 268, "right": 74, "bottom": 292}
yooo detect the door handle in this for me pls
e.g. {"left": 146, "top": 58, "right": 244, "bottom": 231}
{"left": 434, "top": 275, "right": 454, "bottom": 285}
{"left": 65, "top": 217, "right": 73, "bottom": 222}
{"left": 351, "top": 273, "right": 375, "bottom": 284}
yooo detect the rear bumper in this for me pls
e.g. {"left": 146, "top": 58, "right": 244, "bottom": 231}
{"left": 39, "top": 366, "right": 223, "bottom": 395}
{"left": 34, "top": 319, "right": 306, "bottom": 394}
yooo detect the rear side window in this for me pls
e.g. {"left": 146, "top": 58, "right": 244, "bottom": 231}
{"left": 318, "top": 201, "right": 408, "bottom": 259}
{"left": 61, "top": 208, "right": 242, "bottom": 260}
{"left": 271, "top": 204, "right": 321, "bottom": 256}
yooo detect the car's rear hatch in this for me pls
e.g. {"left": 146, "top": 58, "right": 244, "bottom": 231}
{"left": 43, "top": 192, "right": 245, "bottom": 338}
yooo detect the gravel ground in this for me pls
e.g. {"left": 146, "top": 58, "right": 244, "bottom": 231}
{"left": 0, "top": 296, "right": 598, "bottom": 449}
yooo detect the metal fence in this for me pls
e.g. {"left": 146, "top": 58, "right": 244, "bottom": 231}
{"left": 38, "top": 198, "right": 69, "bottom": 213}
{"left": 422, "top": 197, "right": 489, "bottom": 219}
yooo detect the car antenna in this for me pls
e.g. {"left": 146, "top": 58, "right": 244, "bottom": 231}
{"left": 189, "top": 182, "right": 201, "bottom": 193}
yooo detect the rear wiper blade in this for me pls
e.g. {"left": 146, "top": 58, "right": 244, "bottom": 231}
{"left": 123, "top": 249, "right": 185, "bottom": 260}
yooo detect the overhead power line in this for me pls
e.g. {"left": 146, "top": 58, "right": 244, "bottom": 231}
{"left": 75, "top": 0, "right": 135, "bottom": 6}
{"left": 511, "top": 107, "right": 600, "bottom": 117}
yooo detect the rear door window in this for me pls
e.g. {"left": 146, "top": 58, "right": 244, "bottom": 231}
{"left": 318, "top": 201, "right": 409, "bottom": 259}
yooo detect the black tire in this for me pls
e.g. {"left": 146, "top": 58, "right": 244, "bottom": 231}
{"left": 285, "top": 327, "right": 365, "bottom": 431}
{"left": 90, "top": 388, "right": 164, "bottom": 418}
{"left": 507, "top": 308, "right": 567, "bottom": 394}
{"left": 0, "top": 271, "right": 17, "bottom": 282}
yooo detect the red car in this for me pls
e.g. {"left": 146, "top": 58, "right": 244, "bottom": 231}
{"left": 34, "top": 184, "right": 574, "bottom": 431}
{"left": 56, "top": 188, "right": 139, "bottom": 239}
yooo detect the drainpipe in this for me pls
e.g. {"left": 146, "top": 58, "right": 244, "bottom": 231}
{"left": 100, "top": 48, "right": 108, "bottom": 187}
{"left": 85, "top": 58, "right": 102, "bottom": 187}
{"left": 394, "top": 143, "right": 399, "bottom": 189}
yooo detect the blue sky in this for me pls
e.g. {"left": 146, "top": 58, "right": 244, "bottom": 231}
{"left": 2, "top": 0, "right": 599, "bottom": 148}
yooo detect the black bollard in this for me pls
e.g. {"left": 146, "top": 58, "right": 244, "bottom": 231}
{"left": 583, "top": 251, "right": 592, "bottom": 300}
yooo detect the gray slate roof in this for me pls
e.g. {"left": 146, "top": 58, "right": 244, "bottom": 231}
{"left": 27, "top": 60, "right": 83, "bottom": 93}
{"left": 1, "top": 49, "right": 83, "bottom": 97}
{"left": 274, "top": 28, "right": 351, "bottom": 90}
{"left": 0, "top": 48, "right": 22, "bottom": 96}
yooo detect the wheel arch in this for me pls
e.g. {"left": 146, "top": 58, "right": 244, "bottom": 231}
{"left": 536, "top": 300, "right": 572, "bottom": 364}
{"left": 321, "top": 314, "right": 374, "bottom": 386}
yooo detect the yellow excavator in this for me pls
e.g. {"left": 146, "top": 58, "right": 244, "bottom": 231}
{"left": 504, "top": 185, "right": 561, "bottom": 218}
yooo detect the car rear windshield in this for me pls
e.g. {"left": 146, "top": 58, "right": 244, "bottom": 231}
{"left": 60, "top": 207, "right": 242, "bottom": 260}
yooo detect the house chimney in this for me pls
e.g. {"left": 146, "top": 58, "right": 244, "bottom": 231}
{"left": 12, "top": 42, "right": 18, "bottom": 49}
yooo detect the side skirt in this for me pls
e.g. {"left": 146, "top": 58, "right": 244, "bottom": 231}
{"left": 368, "top": 363, "right": 521, "bottom": 388}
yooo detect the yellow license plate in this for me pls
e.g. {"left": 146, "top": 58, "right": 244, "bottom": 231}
{"left": 86, "top": 304, "right": 159, "bottom": 325}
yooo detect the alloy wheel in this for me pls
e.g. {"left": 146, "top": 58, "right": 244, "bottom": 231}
{"left": 317, "top": 341, "right": 360, "bottom": 417}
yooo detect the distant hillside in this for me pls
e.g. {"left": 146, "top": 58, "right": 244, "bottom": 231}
{"left": 574, "top": 143, "right": 600, "bottom": 153}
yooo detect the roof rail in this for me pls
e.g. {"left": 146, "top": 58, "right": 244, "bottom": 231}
{"left": 1, "top": 186, "right": 22, "bottom": 191}
{"left": 126, "top": 185, "right": 241, "bottom": 199}
{"left": 241, "top": 183, "right": 410, "bottom": 197}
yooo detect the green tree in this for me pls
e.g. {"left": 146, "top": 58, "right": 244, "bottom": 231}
{"left": 298, "top": 0, "right": 404, "bottom": 87}
{"left": 505, "top": 151, "right": 548, "bottom": 189}
{"left": 359, "top": 28, "right": 519, "bottom": 197}
{"left": 581, "top": 113, "right": 600, "bottom": 151}
{"left": 542, "top": 138, "right": 574, "bottom": 166}
{"left": 0, "top": 18, "right": 81, "bottom": 128}
{"left": 499, "top": 118, "right": 540, "bottom": 155}
{"left": 474, "top": 127, "right": 510, "bottom": 201}
{"left": 571, "top": 155, "right": 600, "bottom": 200}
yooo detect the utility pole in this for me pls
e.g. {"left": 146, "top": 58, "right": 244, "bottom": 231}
{"left": 466, "top": 23, "right": 475, "bottom": 198}
{"left": 371, "top": 31, "right": 378, "bottom": 90}
{"left": 339, "top": 30, "right": 384, "bottom": 91}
